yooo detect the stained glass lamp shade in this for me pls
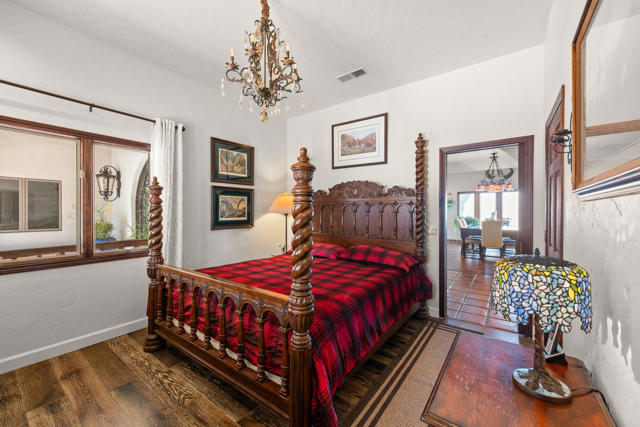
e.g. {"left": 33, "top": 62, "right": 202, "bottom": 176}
{"left": 490, "top": 249, "right": 592, "bottom": 403}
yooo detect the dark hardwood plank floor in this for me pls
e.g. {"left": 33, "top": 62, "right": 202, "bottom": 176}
{"left": 1, "top": 318, "right": 431, "bottom": 426}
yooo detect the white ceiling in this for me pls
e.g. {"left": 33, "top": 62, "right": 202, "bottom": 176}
{"left": 9, "top": 0, "right": 552, "bottom": 114}
{"left": 447, "top": 145, "right": 518, "bottom": 175}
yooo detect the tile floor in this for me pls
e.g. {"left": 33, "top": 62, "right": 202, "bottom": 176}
{"left": 446, "top": 243, "right": 518, "bottom": 333}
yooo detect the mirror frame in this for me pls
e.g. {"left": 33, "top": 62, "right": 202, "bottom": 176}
{"left": 572, "top": 0, "right": 640, "bottom": 195}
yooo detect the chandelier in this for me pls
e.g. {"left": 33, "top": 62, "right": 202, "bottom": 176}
{"left": 476, "top": 152, "right": 515, "bottom": 192}
{"left": 222, "top": 0, "right": 304, "bottom": 123}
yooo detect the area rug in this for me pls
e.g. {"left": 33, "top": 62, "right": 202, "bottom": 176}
{"left": 340, "top": 319, "right": 459, "bottom": 426}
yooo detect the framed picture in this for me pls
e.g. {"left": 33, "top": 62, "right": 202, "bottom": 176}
{"left": 211, "top": 137, "right": 254, "bottom": 185}
{"left": 211, "top": 186, "right": 253, "bottom": 229}
{"left": 332, "top": 113, "right": 387, "bottom": 169}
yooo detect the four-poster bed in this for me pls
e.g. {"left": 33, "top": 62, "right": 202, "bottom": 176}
{"left": 143, "top": 134, "right": 431, "bottom": 426}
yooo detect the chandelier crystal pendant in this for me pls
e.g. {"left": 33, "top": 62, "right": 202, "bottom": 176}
{"left": 223, "top": 0, "right": 303, "bottom": 123}
{"left": 476, "top": 152, "right": 516, "bottom": 193}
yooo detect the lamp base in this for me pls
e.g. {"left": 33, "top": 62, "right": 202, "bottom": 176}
{"left": 512, "top": 367, "right": 573, "bottom": 403}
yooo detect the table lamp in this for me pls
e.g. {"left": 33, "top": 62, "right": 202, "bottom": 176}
{"left": 268, "top": 193, "right": 293, "bottom": 252}
{"left": 490, "top": 248, "right": 591, "bottom": 403}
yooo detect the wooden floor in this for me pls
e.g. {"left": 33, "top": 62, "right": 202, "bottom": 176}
{"left": 446, "top": 242, "right": 518, "bottom": 333}
{"left": 0, "top": 319, "right": 428, "bottom": 426}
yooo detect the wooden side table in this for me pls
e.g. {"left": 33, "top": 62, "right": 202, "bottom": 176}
{"left": 422, "top": 333, "right": 615, "bottom": 427}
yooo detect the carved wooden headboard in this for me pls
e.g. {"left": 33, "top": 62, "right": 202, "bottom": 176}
{"left": 312, "top": 134, "right": 427, "bottom": 263}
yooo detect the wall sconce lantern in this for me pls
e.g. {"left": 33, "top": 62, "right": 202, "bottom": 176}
{"left": 95, "top": 165, "right": 121, "bottom": 202}
{"left": 550, "top": 114, "right": 573, "bottom": 165}
{"left": 550, "top": 129, "right": 573, "bottom": 165}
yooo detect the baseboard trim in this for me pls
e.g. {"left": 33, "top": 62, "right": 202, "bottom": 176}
{"left": 0, "top": 317, "right": 147, "bottom": 374}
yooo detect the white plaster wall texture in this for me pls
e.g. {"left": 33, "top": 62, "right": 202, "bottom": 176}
{"left": 0, "top": 0, "right": 287, "bottom": 372}
{"left": 544, "top": 1, "right": 640, "bottom": 425}
{"left": 287, "top": 46, "right": 546, "bottom": 315}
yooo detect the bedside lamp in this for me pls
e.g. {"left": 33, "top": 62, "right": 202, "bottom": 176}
{"left": 268, "top": 193, "right": 293, "bottom": 252}
{"left": 490, "top": 248, "right": 592, "bottom": 403}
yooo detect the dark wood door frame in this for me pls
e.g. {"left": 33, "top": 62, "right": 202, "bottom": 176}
{"left": 545, "top": 86, "right": 565, "bottom": 258}
{"left": 438, "top": 136, "right": 534, "bottom": 319}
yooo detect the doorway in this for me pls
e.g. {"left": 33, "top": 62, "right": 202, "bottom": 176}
{"left": 438, "top": 136, "right": 534, "bottom": 332}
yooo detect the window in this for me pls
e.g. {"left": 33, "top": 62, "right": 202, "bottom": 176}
{"left": 27, "top": 179, "right": 62, "bottom": 231}
{"left": 457, "top": 190, "right": 519, "bottom": 230}
{"left": 93, "top": 143, "right": 149, "bottom": 252}
{"left": 457, "top": 192, "right": 475, "bottom": 218}
{"left": 0, "top": 178, "right": 20, "bottom": 231}
{"left": 0, "top": 117, "right": 150, "bottom": 274}
{"left": 502, "top": 191, "right": 519, "bottom": 230}
{"left": 479, "top": 192, "right": 497, "bottom": 220}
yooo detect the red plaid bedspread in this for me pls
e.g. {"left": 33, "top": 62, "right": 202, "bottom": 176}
{"left": 172, "top": 254, "right": 431, "bottom": 426}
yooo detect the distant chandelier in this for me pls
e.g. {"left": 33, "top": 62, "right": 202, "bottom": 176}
{"left": 477, "top": 152, "right": 515, "bottom": 193}
{"left": 222, "top": 0, "right": 304, "bottom": 123}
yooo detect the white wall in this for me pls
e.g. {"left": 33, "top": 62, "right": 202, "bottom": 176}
{"left": 544, "top": 1, "right": 640, "bottom": 425}
{"left": 0, "top": 1, "right": 287, "bottom": 373}
{"left": 287, "top": 46, "right": 545, "bottom": 315}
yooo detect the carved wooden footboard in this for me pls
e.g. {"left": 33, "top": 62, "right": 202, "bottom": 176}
{"left": 143, "top": 148, "right": 315, "bottom": 424}
{"left": 143, "top": 135, "right": 428, "bottom": 426}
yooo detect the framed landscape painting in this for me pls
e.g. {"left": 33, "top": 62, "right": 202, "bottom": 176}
{"left": 332, "top": 113, "right": 387, "bottom": 169}
{"left": 211, "top": 137, "right": 254, "bottom": 185}
{"left": 211, "top": 186, "right": 253, "bottom": 229}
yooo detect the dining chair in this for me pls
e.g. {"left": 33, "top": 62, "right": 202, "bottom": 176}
{"left": 480, "top": 219, "right": 504, "bottom": 259}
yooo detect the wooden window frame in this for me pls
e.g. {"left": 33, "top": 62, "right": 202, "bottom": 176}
{"left": 572, "top": 0, "right": 640, "bottom": 194}
{"left": 0, "top": 114, "right": 150, "bottom": 275}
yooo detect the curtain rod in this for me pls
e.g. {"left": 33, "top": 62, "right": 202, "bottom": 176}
{"left": 0, "top": 78, "right": 185, "bottom": 132}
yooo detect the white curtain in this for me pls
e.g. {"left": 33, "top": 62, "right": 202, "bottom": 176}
{"left": 150, "top": 119, "right": 183, "bottom": 266}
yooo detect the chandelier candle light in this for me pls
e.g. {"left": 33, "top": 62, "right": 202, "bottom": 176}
{"left": 477, "top": 152, "right": 515, "bottom": 192}
{"left": 222, "top": 0, "right": 304, "bottom": 123}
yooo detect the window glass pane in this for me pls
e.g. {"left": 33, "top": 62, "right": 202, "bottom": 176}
{"left": 502, "top": 191, "right": 519, "bottom": 230}
{"left": 583, "top": 1, "right": 640, "bottom": 181}
{"left": 479, "top": 192, "right": 497, "bottom": 220}
{"left": 94, "top": 143, "right": 149, "bottom": 253}
{"left": 0, "top": 178, "right": 20, "bottom": 231}
{"left": 0, "top": 127, "right": 80, "bottom": 262}
{"left": 458, "top": 193, "right": 475, "bottom": 218}
{"left": 27, "top": 180, "right": 61, "bottom": 230}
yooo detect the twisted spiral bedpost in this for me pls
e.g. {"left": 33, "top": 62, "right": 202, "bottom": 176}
{"left": 414, "top": 134, "right": 429, "bottom": 319}
{"left": 288, "top": 147, "right": 315, "bottom": 427}
{"left": 144, "top": 177, "right": 165, "bottom": 352}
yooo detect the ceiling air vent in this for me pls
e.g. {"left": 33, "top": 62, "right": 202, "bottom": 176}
{"left": 337, "top": 67, "right": 367, "bottom": 83}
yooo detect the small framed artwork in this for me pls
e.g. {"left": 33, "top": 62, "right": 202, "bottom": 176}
{"left": 211, "top": 186, "right": 253, "bottom": 229}
{"left": 211, "top": 137, "right": 254, "bottom": 185}
{"left": 332, "top": 113, "right": 387, "bottom": 169}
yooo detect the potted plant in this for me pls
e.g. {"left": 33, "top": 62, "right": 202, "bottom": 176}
{"left": 95, "top": 206, "right": 116, "bottom": 243}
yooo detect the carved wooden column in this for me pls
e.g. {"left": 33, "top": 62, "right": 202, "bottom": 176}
{"left": 144, "top": 177, "right": 165, "bottom": 352}
{"left": 288, "top": 148, "right": 315, "bottom": 427}
{"left": 414, "top": 134, "right": 429, "bottom": 319}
